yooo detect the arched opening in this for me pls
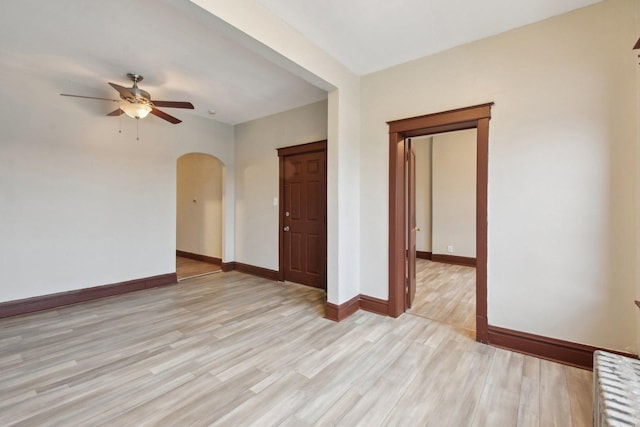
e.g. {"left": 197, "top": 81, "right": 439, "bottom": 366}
{"left": 176, "top": 153, "right": 225, "bottom": 280}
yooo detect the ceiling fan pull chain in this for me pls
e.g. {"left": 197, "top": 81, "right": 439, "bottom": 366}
{"left": 136, "top": 117, "right": 140, "bottom": 141}
{"left": 119, "top": 114, "right": 122, "bottom": 134}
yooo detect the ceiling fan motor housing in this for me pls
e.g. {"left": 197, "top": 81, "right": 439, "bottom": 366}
{"left": 122, "top": 87, "right": 151, "bottom": 104}
{"left": 123, "top": 73, "right": 151, "bottom": 104}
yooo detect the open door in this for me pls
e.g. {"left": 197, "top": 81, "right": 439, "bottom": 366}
{"left": 406, "top": 138, "right": 417, "bottom": 308}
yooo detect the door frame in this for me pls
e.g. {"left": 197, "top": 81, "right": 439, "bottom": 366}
{"left": 277, "top": 140, "right": 328, "bottom": 288}
{"left": 387, "top": 103, "right": 492, "bottom": 343}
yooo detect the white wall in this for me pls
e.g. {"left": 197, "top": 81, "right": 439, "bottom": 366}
{"left": 360, "top": 0, "right": 639, "bottom": 352}
{"left": 176, "top": 153, "right": 224, "bottom": 258}
{"left": 432, "top": 129, "right": 476, "bottom": 258}
{"left": 234, "top": 100, "right": 328, "bottom": 270}
{"left": 0, "top": 66, "right": 235, "bottom": 303}
{"left": 414, "top": 137, "right": 432, "bottom": 253}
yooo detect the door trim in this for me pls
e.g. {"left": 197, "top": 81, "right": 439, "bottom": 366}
{"left": 277, "top": 140, "right": 328, "bottom": 287}
{"left": 387, "top": 103, "right": 492, "bottom": 343}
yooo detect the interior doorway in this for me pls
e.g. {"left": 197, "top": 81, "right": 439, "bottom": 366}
{"left": 407, "top": 130, "right": 477, "bottom": 335}
{"left": 387, "top": 103, "right": 492, "bottom": 343}
{"left": 277, "top": 141, "right": 327, "bottom": 290}
{"left": 176, "top": 153, "right": 224, "bottom": 280}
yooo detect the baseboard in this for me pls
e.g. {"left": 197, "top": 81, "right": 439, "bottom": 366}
{"left": 360, "top": 295, "right": 389, "bottom": 316}
{"left": 0, "top": 273, "right": 177, "bottom": 319}
{"left": 416, "top": 251, "right": 432, "bottom": 260}
{"left": 234, "top": 262, "right": 279, "bottom": 281}
{"left": 431, "top": 253, "right": 476, "bottom": 267}
{"left": 221, "top": 262, "right": 236, "bottom": 272}
{"left": 325, "top": 295, "right": 360, "bottom": 321}
{"left": 325, "top": 294, "right": 390, "bottom": 321}
{"left": 487, "top": 325, "right": 638, "bottom": 370}
{"left": 176, "top": 250, "right": 221, "bottom": 265}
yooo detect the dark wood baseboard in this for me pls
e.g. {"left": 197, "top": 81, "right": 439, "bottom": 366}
{"left": 325, "top": 294, "right": 360, "bottom": 322}
{"left": 221, "top": 262, "right": 236, "bottom": 272}
{"left": 360, "top": 295, "right": 390, "bottom": 316}
{"left": 416, "top": 251, "right": 432, "bottom": 260}
{"left": 431, "top": 253, "right": 476, "bottom": 267}
{"left": 234, "top": 262, "right": 279, "bottom": 281}
{"left": 325, "top": 294, "right": 389, "bottom": 321}
{"left": 0, "top": 273, "right": 177, "bottom": 319}
{"left": 176, "top": 250, "right": 221, "bottom": 265}
{"left": 221, "top": 261, "right": 279, "bottom": 281}
{"left": 487, "top": 325, "right": 638, "bottom": 370}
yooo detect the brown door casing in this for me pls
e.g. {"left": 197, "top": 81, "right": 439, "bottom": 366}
{"left": 278, "top": 141, "right": 327, "bottom": 289}
{"left": 388, "top": 104, "right": 492, "bottom": 343}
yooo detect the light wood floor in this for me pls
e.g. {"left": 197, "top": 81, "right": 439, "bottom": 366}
{"left": 176, "top": 256, "right": 221, "bottom": 280}
{"left": 409, "top": 259, "right": 476, "bottom": 333}
{"left": 0, "top": 271, "right": 591, "bottom": 426}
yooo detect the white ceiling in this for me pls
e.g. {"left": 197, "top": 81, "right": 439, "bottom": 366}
{"left": 0, "top": 0, "right": 328, "bottom": 125}
{"left": 1, "top": 0, "right": 601, "bottom": 125}
{"left": 256, "top": 0, "right": 602, "bottom": 75}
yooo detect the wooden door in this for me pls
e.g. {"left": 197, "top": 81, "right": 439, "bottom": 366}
{"left": 406, "top": 138, "right": 417, "bottom": 308}
{"left": 279, "top": 142, "right": 327, "bottom": 289}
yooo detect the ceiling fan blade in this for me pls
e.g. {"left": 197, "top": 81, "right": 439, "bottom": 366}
{"left": 150, "top": 107, "right": 182, "bottom": 124}
{"left": 108, "top": 82, "right": 134, "bottom": 99}
{"left": 60, "top": 94, "right": 119, "bottom": 102}
{"left": 152, "top": 101, "right": 194, "bottom": 109}
{"left": 107, "top": 108, "right": 124, "bottom": 116}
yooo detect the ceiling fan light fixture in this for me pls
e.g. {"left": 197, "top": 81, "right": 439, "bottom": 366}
{"left": 121, "top": 102, "right": 152, "bottom": 119}
{"left": 61, "top": 74, "right": 190, "bottom": 124}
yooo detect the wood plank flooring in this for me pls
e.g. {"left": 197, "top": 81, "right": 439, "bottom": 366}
{"left": 409, "top": 258, "right": 476, "bottom": 333}
{"left": 0, "top": 271, "right": 591, "bottom": 426}
{"left": 176, "top": 256, "right": 221, "bottom": 280}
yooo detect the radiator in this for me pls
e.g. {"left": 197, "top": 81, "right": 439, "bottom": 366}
{"left": 594, "top": 350, "right": 640, "bottom": 426}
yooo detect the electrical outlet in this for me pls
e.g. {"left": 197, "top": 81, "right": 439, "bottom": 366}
{"left": 447, "top": 245, "right": 453, "bottom": 253}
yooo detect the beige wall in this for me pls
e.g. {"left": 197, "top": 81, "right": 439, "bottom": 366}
{"left": 637, "top": 0, "right": 640, "bottom": 360}
{"left": 414, "top": 130, "right": 476, "bottom": 257}
{"left": 432, "top": 129, "right": 476, "bottom": 258}
{"left": 176, "top": 153, "right": 224, "bottom": 258}
{"left": 234, "top": 101, "right": 328, "bottom": 270}
{"left": 360, "top": 0, "right": 639, "bottom": 352}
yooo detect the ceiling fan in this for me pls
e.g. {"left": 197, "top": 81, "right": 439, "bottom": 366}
{"left": 61, "top": 73, "right": 194, "bottom": 124}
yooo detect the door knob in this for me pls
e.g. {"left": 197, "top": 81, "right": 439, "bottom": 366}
{"left": 284, "top": 226, "right": 290, "bottom": 232}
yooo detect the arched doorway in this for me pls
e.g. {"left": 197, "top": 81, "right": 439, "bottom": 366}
{"left": 176, "top": 153, "right": 224, "bottom": 280}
